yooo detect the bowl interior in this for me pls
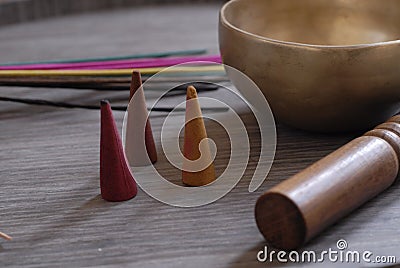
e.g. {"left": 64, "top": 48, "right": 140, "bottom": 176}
{"left": 222, "top": 0, "right": 400, "bottom": 46}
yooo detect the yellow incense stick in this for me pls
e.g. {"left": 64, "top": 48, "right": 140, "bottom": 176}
{"left": 0, "top": 66, "right": 225, "bottom": 77}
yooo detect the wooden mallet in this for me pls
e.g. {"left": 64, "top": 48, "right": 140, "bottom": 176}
{"left": 255, "top": 115, "right": 400, "bottom": 250}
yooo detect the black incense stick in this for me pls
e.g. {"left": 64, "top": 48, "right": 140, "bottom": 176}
{"left": 0, "top": 81, "right": 221, "bottom": 92}
{"left": 0, "top": 96, "right": 228, "bottom": 112}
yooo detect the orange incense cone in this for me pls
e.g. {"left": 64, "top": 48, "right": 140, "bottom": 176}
{"left": 182, "top": 86, "right": 216, "bottom": 186}
{"left": 100, "top": 100, "right": 137, "bottom": 202}
{"left": 125, "top": 71, "right": 157, "bottom": 166}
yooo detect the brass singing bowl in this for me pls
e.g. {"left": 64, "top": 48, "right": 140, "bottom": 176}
{"left": 219, "top": 0, "right": 400, "bottom": 132}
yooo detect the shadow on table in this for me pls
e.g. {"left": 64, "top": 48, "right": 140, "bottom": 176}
{"left": 27, "top": 194, "right": 121, "bottom": 245}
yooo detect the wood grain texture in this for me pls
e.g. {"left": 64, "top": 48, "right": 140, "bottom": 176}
{"left": 0, "top": 4, "right": 399, "bottom": 267}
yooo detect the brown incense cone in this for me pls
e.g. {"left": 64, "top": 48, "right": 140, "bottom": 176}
{"left": 125, "top": 71, "right": 157, "bottom": 166}
{"left": 100, "top": 100, "right": 137, "bottom": 202}
{"left": 182, "top": 86, "right": 216, "bottom": 186}
{"left": 255, "top": 115, "right": 400, "bottom": 250}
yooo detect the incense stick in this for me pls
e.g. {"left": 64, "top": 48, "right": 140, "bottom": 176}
{"left": 0, "top": 66, "right": 225, "bottom": 77}
{"left": 0, "top": 55, "right": 221, "bottom": 70}
{"left": 0, "top": 231, "right": 12, "bottom": 241}
{"left": 0, "top": 96, "right": 228, "bottom": 112}
{"left": 0, "top": 49, "right": 207, "bottom": 66}
{"left": 0, "top": 75, "right": 229, "bottom": 85}
{"left": 0, "top": 80, "right": 222, "bottom": 92}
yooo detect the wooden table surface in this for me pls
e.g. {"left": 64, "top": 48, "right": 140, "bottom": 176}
{"left": 0, "top": 3, "right": 399, "bottom": 267}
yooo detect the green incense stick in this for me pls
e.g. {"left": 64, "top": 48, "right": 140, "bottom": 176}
{"left": 0, "top": 49, "right": 207, "bottom": 66}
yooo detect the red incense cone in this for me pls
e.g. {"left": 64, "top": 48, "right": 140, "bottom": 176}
{"left": 125, "top": 71, "right": 157, "bottom": 166}
{"left": 100, "top": 100, "right": 137, "bottom": 202}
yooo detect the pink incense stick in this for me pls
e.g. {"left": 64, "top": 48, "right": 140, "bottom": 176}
{"left": 0, "top": 55, "right": 221, "bottom": 70}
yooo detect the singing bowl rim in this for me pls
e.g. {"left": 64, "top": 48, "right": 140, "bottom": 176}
{"left": 220, "top": 0, "right": 400, "bottom": 49}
